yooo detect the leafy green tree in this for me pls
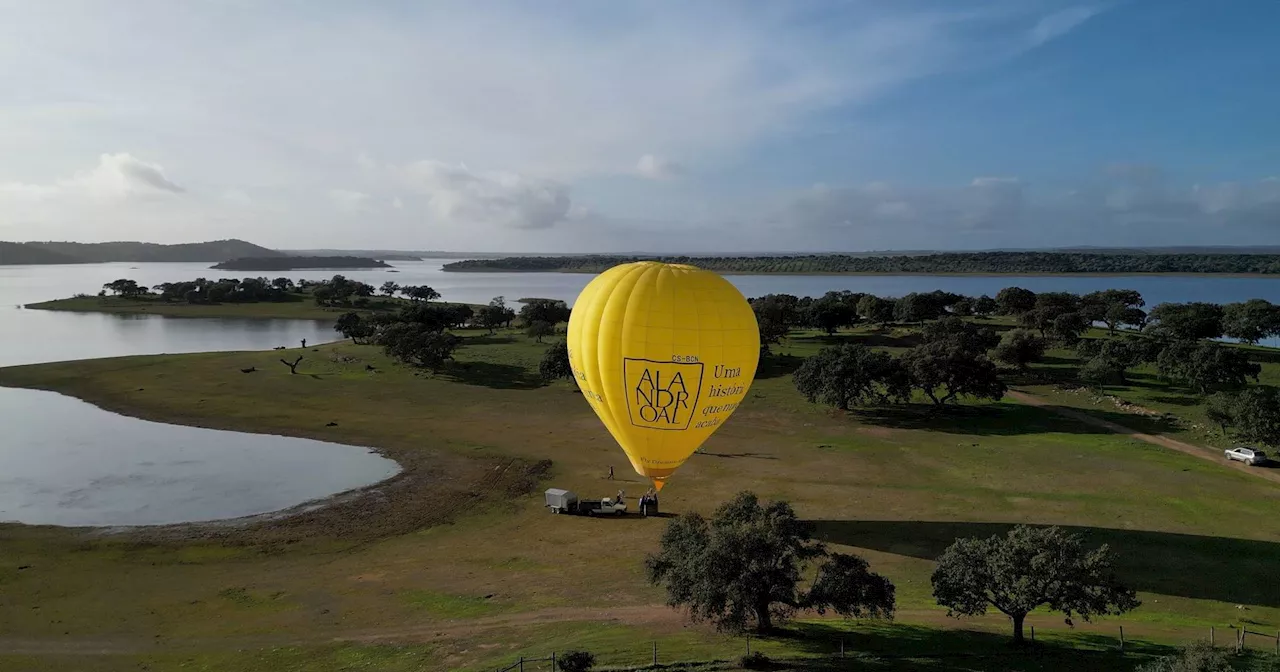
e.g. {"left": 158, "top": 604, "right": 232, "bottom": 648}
{"left": 1107, "top": 304, "right": 1148, "bottom": 334}
{"left": 1156, "top": 341, "right": 1260, "bottom": 394}
{"left": 403, "top": 285, "right": 442, "bottom": 302}
{"left": 103, "top": 278, "right": 146, "bottom": 297}
{"left": 644, "top": 491, "right": 895, "bottom": 634}
{"left": 806, "top": 292, "right": 858, "bottom": 334}
{"left": 1147, "top": 302, "right": 1224, "bottom": 340}
{"left": 271, "top": 277, "right": 294, "bottom": 292}
{"left": 993, "top": 329, "right": 1046, "bottom": 369}
{"left": 1221, "top": 299, "right": 1280, "bottom": 345}
{"left": 1204, "top": 392, "right": 1237, "bottom": 435}
{"left": 752, "top": 294, "right": 800, "bottom": 345}
{"left": 477, "top": 296, "right": 516, "bottom": 333}
{"left": 520, "top": 298, "right": 571, "bottom": 326}
{"left": 527, "top": 320, "right": 555, "bottom": 343}
{"left": 379, "top": 323, "right": 461, "bottom": 371}
{"left": 894, "top": 292, "right": 942, "bottom": 324}
{"left": 972, "top": 295, "right": 998, "bottom": 317}
{"left": 920, "top": 316, "right": 999, "bottom": 354}
{"left": 931, "top": 525, "right": 1139, "bottom": 644}
{"left": 792, "top": 344, "right": 910, "bottom": 410}
{"left": 539, "top": 341, "right": 573, "bottom": 382}
{"left": 1232, "top": 387, "right": 1280, "bottom": 446}
{"left": 900, "top": 341, "right": 1007, "bottom": 407}
{"left": 856, "top": 294, "right": 895, "bottom": 327}
{"left": 334, "top": 312, "right": 374, "bottom": 344}
{"left": 950, "top": 297, "right": 974, "bottom": 316}
{"left": 556, "top": 651, "right": 596, "bottom": 672}
{"left": 995, "top": 287, "right": 1036, "bottom": 315}
{"left": 379, "top": 281, "right": 400, "bottom": 297}
{"left": 1078, "top": 355, "right": 1120, "bottom": 392}
{"left": 1047, "top": 312, "right": 1089, "bottom": 345}
{"left": 1082, "top": 289, "right": 1145, "bottom": 335}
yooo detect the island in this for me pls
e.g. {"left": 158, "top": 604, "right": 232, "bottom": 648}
{"left": 211, "top": 255, "right": 393, "bottom": 271}
{"left": 1, "top": 238, "right": 282, "bottom": 265}
{"left": 441, "top": 251, "right": 1280, "bottom": 275}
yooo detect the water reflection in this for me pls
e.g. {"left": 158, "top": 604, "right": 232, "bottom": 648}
{"left": 0, "top": 387, "right": 400, "bottom": 527}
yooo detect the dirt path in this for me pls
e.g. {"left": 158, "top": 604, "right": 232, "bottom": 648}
{"left": 1008, "top": 390, "right": 1280, "bottom": 486}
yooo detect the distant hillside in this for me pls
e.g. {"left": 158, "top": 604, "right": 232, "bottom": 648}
{"left": 211, "top": 256, "right": 392, "bottom": 271}
{"left": 442, "top": 252, "right": 1280, "bottom": 275}
{"left": 22, "top": 239, "right": 282, "bottom": 263}
{"left": 0, "top": 242, "right": 90, "bottom": 266}
{"left": 280, "top": 249, "right": 423, "bottom": 261}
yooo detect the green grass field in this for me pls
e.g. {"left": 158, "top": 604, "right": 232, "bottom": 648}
{"left": 1, "top": 322, "right": 1279, "bottom": 671}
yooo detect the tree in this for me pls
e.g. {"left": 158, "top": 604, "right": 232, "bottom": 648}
{"left": 539, "top": 341, "right": 573, "bottom": 383}
{"left": 1083, "top": 289, "right": 1145, "bottom": 335}
{"left": 894, "top": 292, "right": 942, "bottom": 325}
{"left": 972, "top": 295, "right": 998, "bottom": 317}
{"left": 1232, "top": 387, "right": 1280, "bottom": 446}
{"left": 752, "top": 294, "right": 800, "bottom": 346}
{"left": 792, "top": 344, "right": 910, "bottom": 410}
{"left": 950, "top": 297, "right": 974, "bottom": 317}
{"left": 520, "top": 299, "right": 571, "bottom": 326}
{"left": 556, "top": 651, "right": 596, "bottom": 672}
{"left": 920, "top": 316, "right": 999, "bottom": 354}
{"left": 1204, "top": 392, "right": 1237, "bottom": 435}
{"left": 993, "top": 329, "right": 1046, "bottom": 369}
{"left": 931, "top": 524, "right": 1139, "bottom": 644}
{"left": 856, "top": 294, "right": 895, "bottom": 327}
{"left": 404, "top": 285, "right": 442, "bottom": 302}
{"left": 1107, "top": 304, "right": 1147, "bottom": 334}
{"left": 313, "top": 285, "right": 335, "bottom": 307}
{"left": 806, "top": 292, "right": 857, "bottom": 335}
{"left": 477, "top": 296, "right": 516, "bottom": 333}
{"left": 900, "top": 341, "right": 1007, "bottom": 407}
{"left": 334, "top": 312, "right": 374, "bottom": 344}
{"left": 1221, "top": 299, "right": 1280, "bottom": 345}
{"left": 1078, "top": 355, "right": 1119, "bottom": 392}
{"left": 1047, "top": 312, "right": 1089, "bottom": 345}
{"left": 379, "top": 281, "right": 400, "bottom": 297}
{"left": 270, "top": 277, "right": 294, "bottom": 292}
{"left": 995, "top": 287, "right": 1036, "bottom": 315}
{"left": 527, "top": 320, "right": 555, "bottom": 343}
{"left": 1147, "top": 302, "right": 1224, "bottom": 341}
{"left": 103, "top": 278, "right": 146, "bottom": 297}
{"left": 1156, "top": 341, "right": 1260, "bottom": 394}
{"left": 644, "top": 491, "right": 894, "bottom": 634}
{"left": 1135, "top": 641, "right": 1236, "bottom": 672}
{"left": 379, "top": 323, "right": 461, "bottom": 371}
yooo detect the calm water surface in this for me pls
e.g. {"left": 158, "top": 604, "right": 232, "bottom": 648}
{"left": 0, "top": 387, "right": 400, "bottom": 527}
{"left": 5, "top": 259, "right": 1280, "bottom": 526}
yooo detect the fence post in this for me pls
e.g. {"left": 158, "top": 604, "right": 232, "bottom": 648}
{"left": 840, "top": 638, "right": 845, "bottom": 658}
{"left": 1031, "top": 625, "right": 1035, "bottom": 643}
{"left": 518, "top": 656, "right": 524, "bottom": 672}
{"left": 1211, "top": 626, "right": 1215, "bottom": 646}
{"left": 1119, "top": 626, "right": 1125, "bottom": 652}
{"left": 746, "top": 636, "right": 750, "bottom": 655}
{"left": 551, "top": 652, "right": 556, "bottom": 671}
{"left": 1274, "top": 630, "right": 1279, "bottom": 655}
{"left": 653, "top": 641, "right": 658, "bottom": 666}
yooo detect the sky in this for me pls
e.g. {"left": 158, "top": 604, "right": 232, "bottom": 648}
{"left": 1, "top": 0, "right": 1277, "bottom": 253}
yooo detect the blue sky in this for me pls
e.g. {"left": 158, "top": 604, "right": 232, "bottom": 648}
{"left": 0, "top": 0, "right": 1276, "bottom": 252}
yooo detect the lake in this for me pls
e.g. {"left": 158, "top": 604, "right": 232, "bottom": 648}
{"left": 6, "top": 260, "right": 1280, "bottom": 368}
{"left": 0, "top": 386, "right": 400, "bottom": 527}
{"left": 4, "top": 259, "right": 1280, "bottom": 527}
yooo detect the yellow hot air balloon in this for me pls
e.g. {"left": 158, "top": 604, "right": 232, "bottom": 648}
{"left": 566, "top": 261, "right": 760, "bottom": 492}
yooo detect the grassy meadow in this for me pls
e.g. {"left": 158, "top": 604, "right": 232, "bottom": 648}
{"left": 25, "top": 293, "right": 412, "bottom": 321}
{"left": 0, "top": 320, "right": 1279, "bottom": 670}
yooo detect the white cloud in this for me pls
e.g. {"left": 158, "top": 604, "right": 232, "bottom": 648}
{"left": 0, "top": 153, "right": 184, "bottom": 203}
{"left": 222, "top": 188, "right": 252, "bottom": 206}
{"left": 1029, "top": 5, "right": 1102, "bottom": 46}
{"left": 391, "top": 196, "right": 404, "bottom": 210}
{"left": 397, "top": 160, "right": 571, "bottom": 230}
{"left": 329, "top": 189, "right": 371, "bottom": 213}
{"left": 636, "top": 154, "right": 684, "bottom": 180}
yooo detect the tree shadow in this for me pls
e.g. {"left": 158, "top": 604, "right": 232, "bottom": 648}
{"left": 807, "top": 520, "right": 1280, "bottom": 609}
{"left": 848, "top": 402, "right": 1179, "bottom": 437}
{"left": 755, "top": 354, "right": 804, "bottom": 380}
{"left": 698, "top": 451, "right": 779, "bottom": 460}
{"left": 847, "top": 332, "right": 922, "bottom": 349}
{"left": 464, "top": 334, "right": 519, "bottom": 346}
{"left": 769, "top": 621, "right": 1168, "bottom": 670}
{"left": 439, "top": 361, "right": 542, "bottom": 389}
{"left": 1147, "top": 394, "right": 1201, "bottom": 407}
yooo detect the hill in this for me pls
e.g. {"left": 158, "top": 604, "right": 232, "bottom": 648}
{"left": 0, "top": 241, "right": 90, "bottom": 265}
{"left": 210, "top": 255, "right": 392, "bottom": 271}
{"left": 20, "top": 238, "right": 282, "bottom": 263}
{"left": 442, "top": 251, "right": 1280, "bottom": 275}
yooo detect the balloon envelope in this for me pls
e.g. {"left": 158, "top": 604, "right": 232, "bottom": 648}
{"left": 566, "top": 261, "right": 760, "bottom": 491}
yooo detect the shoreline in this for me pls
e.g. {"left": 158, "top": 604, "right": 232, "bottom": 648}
{"left": 442, "top": 267, "right": 1280, "bottom": 278}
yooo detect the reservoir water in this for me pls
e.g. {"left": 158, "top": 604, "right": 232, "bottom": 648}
{"left": 4, "top": 258, "right": 1280, "bottom": 526}
{"left": 0, "top": 386, "right": 400, "bottom": 527}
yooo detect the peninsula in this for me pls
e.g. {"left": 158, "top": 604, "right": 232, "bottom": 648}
{"left": 211, "top": 255, "right": 392, "bottom": 271}
{"left": 441, "top": 251, "right": 1280, "bottom": 275}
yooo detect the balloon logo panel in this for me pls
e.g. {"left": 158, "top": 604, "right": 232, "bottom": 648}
{"left": 566, "top": 261, "right": 760, "bottom": 491}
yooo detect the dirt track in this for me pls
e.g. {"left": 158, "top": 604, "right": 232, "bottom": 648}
{"left": 1007, "top": 390, "right": 1280, "bottom": 486}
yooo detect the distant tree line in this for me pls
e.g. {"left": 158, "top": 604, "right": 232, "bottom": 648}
{"left": 443, "top": 252, "right": 1280, "bottom": 275}
{"left": 211, "top": 255, "right": 390, "bottom": 271}
{"left": 103, "top": 276, "right": 301, "bottom": 304}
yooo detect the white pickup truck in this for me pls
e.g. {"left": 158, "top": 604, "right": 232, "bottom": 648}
{"left": 1224, "top": 446, "right": 1268, "bottom": 466}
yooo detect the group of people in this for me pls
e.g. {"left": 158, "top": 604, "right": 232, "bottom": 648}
{"left": 606, "top": 483, "right": 659, "bottom": 516}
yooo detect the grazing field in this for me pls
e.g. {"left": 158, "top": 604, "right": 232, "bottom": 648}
{"left": 1, "top": 326, "right": 1279, "bottom": 671}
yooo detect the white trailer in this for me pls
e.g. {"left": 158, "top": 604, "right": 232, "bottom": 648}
{"left": 545, "top": 488, "right": 578, "bottom": 514}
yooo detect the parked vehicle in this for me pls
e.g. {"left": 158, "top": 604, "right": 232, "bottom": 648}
{"left": 544, "top": 488, "right": 628, "bottom": 516}
{"left": 1225, "top": 446, "right": 1268, "bottom": 466}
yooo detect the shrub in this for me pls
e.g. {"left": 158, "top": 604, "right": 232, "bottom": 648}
{"left": 739, "top": 652, "right": 771, "bottom": 670}
{"left": 557, "top": 650, "right": 595, "bottom": 672}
